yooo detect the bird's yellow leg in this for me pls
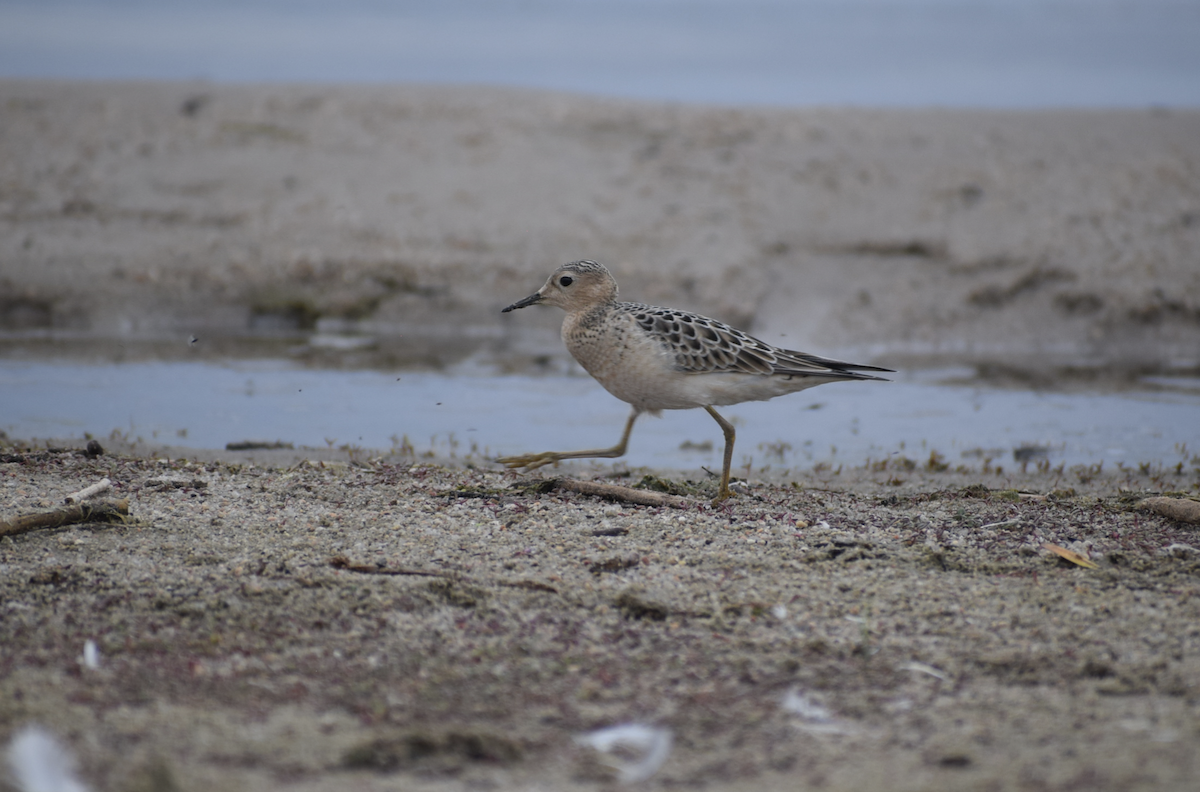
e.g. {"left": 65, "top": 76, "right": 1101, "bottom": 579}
{"left": 496, "top": 409, "right": 640, "bottom": 471}
{"left": 704, "top": 405, "right": 737, "bottom": 503}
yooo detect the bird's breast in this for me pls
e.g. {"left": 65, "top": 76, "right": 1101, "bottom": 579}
{"left": 562, "top": 309, "right": 685, "bottom": 410}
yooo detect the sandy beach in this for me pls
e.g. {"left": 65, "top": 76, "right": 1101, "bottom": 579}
{"left": 2, "top": 80, "right": 1200, "bottom": 791}
{"left": 2, "top": 440, "right": 1199, "bottom": 791}
{"left": 3, "top": 81, "right": 1199, "bottom": 380}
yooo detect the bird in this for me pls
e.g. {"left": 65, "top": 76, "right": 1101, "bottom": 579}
{"left": 496, "top": 260, "right": 892, "bottom": 501}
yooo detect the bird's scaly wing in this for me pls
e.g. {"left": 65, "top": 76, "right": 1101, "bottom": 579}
{"left": 626, "top": 303, "right": 891, "bottom": 380}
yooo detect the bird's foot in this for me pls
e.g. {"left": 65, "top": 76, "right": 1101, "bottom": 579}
{"left": 495, "top": 451, "right": 563, "bottom": 471}
{"left": 710, "top": 489, "right": 734, "bottom": 507}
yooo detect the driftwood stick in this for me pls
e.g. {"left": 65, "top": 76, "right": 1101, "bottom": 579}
{"left": 329, "top": 556, "right": 560, "bottom": 594}
{"left": 330, "top": 555, "right": 454, "bottom": 578}
{"left": 64, "top": 477, "right": 112, "bottom": 504}
{"left": 1137, "top": 496, "right": 1200, "bottom": 525}
{"left": 553, "top": 478, "right": 689, "bottom": 508}
{"left": 0, "top": 499, "right": 130, "bottom": 538}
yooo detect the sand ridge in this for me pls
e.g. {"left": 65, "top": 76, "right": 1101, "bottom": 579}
{"left": 2, "top": 81, "right": 1198, "bottom": 379}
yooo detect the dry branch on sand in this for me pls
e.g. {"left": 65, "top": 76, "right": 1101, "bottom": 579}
{"left": 549, "top": 478, "right": 690, "bottom": 508}
{"left": 1137, "top": 496, "right": 1200, "bottom": 525}
{"left": 0, "top": 499, "right": 130, "bottom": 538}
{"left": 63, "top": 477, "right": 111, "bottom": 504}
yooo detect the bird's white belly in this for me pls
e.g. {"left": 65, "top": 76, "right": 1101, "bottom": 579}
{"left": 565, "top": 317, "right": 831, "bottom": 412}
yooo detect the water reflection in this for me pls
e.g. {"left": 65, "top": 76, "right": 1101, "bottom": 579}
{"left": 2, "top": 358, "right": 1197, "bottom": 472}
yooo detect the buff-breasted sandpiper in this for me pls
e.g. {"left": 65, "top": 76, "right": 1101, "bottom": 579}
{"left": 497, "top": 260, "right": 892, "bottom": 501}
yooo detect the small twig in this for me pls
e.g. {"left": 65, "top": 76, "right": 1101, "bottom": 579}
{"left": 329, "top": 555, "right": 453, "bottom": 578}
{"left": 329, "top": 556, "right": 559, "bottom": 594}
{"left": 0, "top": 499, "right": 130, "bottom": 538}
{"left": 64, "top": 477, "right": 112, "bottom": 504}
{"left": 498, "top": 579, "right": 559, "bottom": 594}
{"left": 897, "top": 661, "right": 949, "bottom": 681}
{"left": 552, "top": 478, "right": 689, "bottom": 508}
{"left": 978, "top": 518, "right": 1021, "bottom": 531}
{"left": 143, "top": 477, "right": 207, "bottom": 491}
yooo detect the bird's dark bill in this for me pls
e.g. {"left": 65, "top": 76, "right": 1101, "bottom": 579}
{"left": 502, "top": 293, "right": 543, "bottom": 312}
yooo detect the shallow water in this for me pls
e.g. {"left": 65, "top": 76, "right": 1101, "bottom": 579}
{"left": 2, "top": 359, "right": 1197, "bottom": 473}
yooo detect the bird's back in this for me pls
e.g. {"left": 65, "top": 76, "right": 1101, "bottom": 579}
{"left": 562, "top": 299, "right": 889, "bottom": 413}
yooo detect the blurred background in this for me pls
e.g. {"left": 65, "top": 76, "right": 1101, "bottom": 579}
{"left": 3, "top": 0, "right": 1199, "bottom": 107}
{"left": 2, "top": 0, "right": 1199, "bottom": 472}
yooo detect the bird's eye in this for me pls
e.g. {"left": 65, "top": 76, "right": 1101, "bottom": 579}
{"left": 559, "top": 276, "right": 574, "bottom": 287}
